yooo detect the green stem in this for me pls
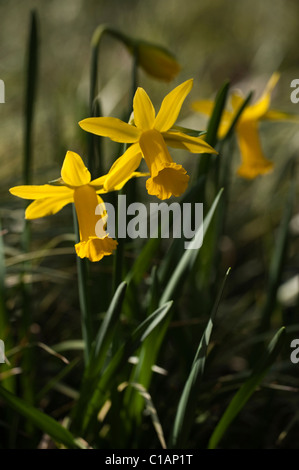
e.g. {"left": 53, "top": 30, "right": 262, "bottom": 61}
{"left": 19, "top": 9, "right": 39, "bottom": 438}
{"left": 72, "top": 206, "right": 93, "bottom": 365}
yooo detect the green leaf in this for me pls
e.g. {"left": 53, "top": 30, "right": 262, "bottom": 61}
{"left": 124, "top": 382, "right": 167, "bottom": 449}
{"left": 196, "top": 81, "right": 230, "bottom": 180}
{"left": 159, "top": 188, "right": 223, "bottom": 306}
{"left": 93, "top": 281, "right": 127, "bottom": 362}
{"left": 23, "top": 9, "right": 38, "bottom": 186}
{"left": 157, "top": 176, "right": 205, "bottom": 287}
{"left": 206, "top": 81, "right": 230, "bottom": 148}
{"left": 208, "top": 326, "right": 286, "bottom": 449}
{"left": 0, "top": 385, "right": 83, "bottom": 449}
{"left": 170, "top": 268, "right": 231, "bottom": 448}
{"left": 124, "top": 272, "right": 172, "bottom": 424}
{"left": 125, "top": 235, "right": 161, "bottom": 286}
{"left": 222, "top": 91, "right": 252, "bottom": 142}
{"left": 74, "top": 301, "right": 173, "bottom": 436}
{"left": 71, "top": 282, "right": 127, "bottom": 429}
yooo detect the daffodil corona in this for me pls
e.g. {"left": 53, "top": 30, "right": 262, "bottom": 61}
{"left": 9, "top": 151, "right": 144, "bottom": 262}
{"left": 79, "top": 79, "right": 217, "bottom": 200}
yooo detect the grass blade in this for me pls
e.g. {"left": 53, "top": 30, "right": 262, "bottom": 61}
{"left": 77, "top": 301, "right": 173, "bottom": 436}
{"left": 196, "top": 80, "right": 230, "bottom": 180}
{"left": 23, "top": 9, "right": 38, "bottom": 186}
{"left": 260, "top": 178, "right": 296, "bottom": 332}
{"left": 170, "top": 268, "right": 231, "bottom": 448}
{"left": 208, "top": 326, "right": 286, "bottom": 449}
{"left": 159, "top": 188, "right": 223, "bottom": 306}
{"left": 0, "top": 385, "right": 82, "bottom": 449}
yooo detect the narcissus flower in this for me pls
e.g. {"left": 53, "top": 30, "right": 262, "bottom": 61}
{"left": 192, "top": 73, "right": 297, "bottom": 179}
{"left": 9, "top": 151, "right": 145, "bottom": 262}
{"left": 79, "top": 79, "right": 217, "bottom": 200}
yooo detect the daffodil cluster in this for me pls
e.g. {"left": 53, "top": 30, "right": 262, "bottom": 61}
{"left": 10, "top": 80, "right": 216, "bottom": 262}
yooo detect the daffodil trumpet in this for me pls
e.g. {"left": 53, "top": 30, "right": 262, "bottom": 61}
{"left": 79, "top": 79, "right": 217, "bottom": 200}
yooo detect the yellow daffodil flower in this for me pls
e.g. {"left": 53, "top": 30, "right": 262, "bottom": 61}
{"left": 192, "top": 73, "right": 297, "bottom": 179}
{"left": 79, "top": 79, "right": 217, "bottom": 200}
{"left": 129, "top": 40, "right": 181, "bottom": 82}
{"left": 9, "top": 151, "right": 145, "bottom": 262}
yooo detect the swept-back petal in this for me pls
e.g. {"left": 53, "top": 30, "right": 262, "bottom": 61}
{"left": 154, "top": 79, "right": 193, "bottom": 133}
{"left": 89, "top": 174, "right": 108, "bottom": 190}
{"left": 61, "top": 151, "right": 91, "bottom": 187}
{"left": 25, "top": 194, "right": 74, "bottom": 219}
{"left": 103, "top": 143, "right": 142, "bottom": 191}
{"left": 163, "top": 131, "right": 218, "bottom": 154}
{"left": 133, "top": 87, "right": 156, "bottom": 130}
{"left": 79, "top": 117, "right": 141, "bottom": 143}
{"left": 263, "top": 109, "right": 299, "bottom": 122}
{"left": 242, "top": 73, "right": 280, "bottom": 121}
{"left": 191, "top": 99, "right": 233, "bottom": 139}
{"left": 191, "top": 99, "right": 215, "bottom": 116}
{"left": 9, "top": 184, "right": 72, "bottom": 200}
{"left": 230, "top": 92, "right": 244, "bottom": 111}
{"left": 91, "top": 171, "right": 149, "bottom": 193}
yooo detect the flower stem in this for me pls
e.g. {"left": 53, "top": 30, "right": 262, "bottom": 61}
{"left": 72, "top": 205, "right": 93, "bottom": 365}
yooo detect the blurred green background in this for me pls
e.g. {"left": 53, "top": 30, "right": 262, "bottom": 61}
{"left": 1, "top": 0, "right": 299, "bottom": 450}
{"left": 1, "top": 0, "right": 299, "bottom": 187}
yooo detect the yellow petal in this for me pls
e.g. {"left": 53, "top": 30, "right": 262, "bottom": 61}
{"left": 91, "top": 171, "right": 149, "bottom": 193}
{"left": 230, "top": 92, "right": 244, "bottom": 111}
{"left": 25, "top": 195, "right": 74, "bottom": 219}
{"left": 242, "top": 73, "right": 280, "bottom": 121}
{"left": 133, "top": 87, "right": 156, "bottom": 130}
{"left": 89, "top": 174, "right": 108, "bottom": 190}
{"left": 191, "top": 99, "right": 233, "bottom": 139}
{"left": 236, "top": 121, "right": 273, "bottom": 179}
{"left": 79, "top": 117, "right": 141, "bottom": 143}
{"left": 9, "top": 184, "right": 72, "bottom": 200}
{"left": 75, "top": 235, "right": 118, "bottom": 262}
{"left": 191, "top": 99, "right": 215, "bottom": 116}
{"left": 263, "top": 109, "right": 299, "bottom": 122}
{"left": 103, "top": 143, "right": 142, "bottom": 192}
{"left": 61, "top": 151, "right": 91, "bottom": 187}
{"left": 154, "top": 79, "right": 193, "bottom": 133}
{"left": 163, "top": 131, "right": 218, "bottom": 154}
{"left": 146, "top": 163, "right": 189, "bottom": 200}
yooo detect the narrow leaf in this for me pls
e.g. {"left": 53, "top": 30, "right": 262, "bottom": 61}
{"left": 170, "top": 268, "right": 231, "bottom": 448}
{"left": 0, "top": 385, "right": 82, "bottom": 449}
{"left": 78, "top": 301, "right": 173, "bottom": 436}
{"left": 208, "top": 326, "right": 286, "bottom": 449}
{"left": 159, "top": 188, "right": 223, "bottom": 306}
